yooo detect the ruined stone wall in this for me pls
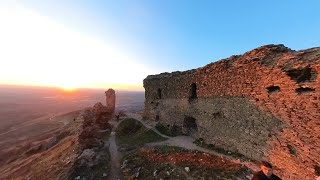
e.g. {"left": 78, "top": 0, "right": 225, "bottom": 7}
{"left": 143, "top": 45, "right": 320, "bottom": 179}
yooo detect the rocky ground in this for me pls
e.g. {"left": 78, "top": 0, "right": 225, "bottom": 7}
{"left": 121, "top": 146, "right": 251, "bottom": 180}
{"left": 115, "top": 116, "right": 256, "bottom": 180}
{"left": 0, "top": 111, "right": 82, "bottom": 180}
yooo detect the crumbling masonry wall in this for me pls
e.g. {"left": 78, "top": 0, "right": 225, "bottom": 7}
{"left": 143, "top": 45, "right": 320, "bottom": 179}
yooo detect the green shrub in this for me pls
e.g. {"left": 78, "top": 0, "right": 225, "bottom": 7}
{"left": 116, "top": 118, "right": 143, "bottom": 137}
{"left": 116, "top": 118, "right": 167, "bottom": 146}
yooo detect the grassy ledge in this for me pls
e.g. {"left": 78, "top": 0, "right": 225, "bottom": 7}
{"left": 116, "top": 118, "right": 168, "bottom": 147}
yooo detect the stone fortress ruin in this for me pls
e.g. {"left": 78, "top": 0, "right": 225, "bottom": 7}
{"left": 143, "top": 44, "right": 320, "bottom": 179}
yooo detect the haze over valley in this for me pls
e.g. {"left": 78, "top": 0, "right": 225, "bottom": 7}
{"left": 0, "top": 85, "right": 144, "bottom": 170}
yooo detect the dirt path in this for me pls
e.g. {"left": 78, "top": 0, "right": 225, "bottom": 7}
{"left": 125, "top": 113, "right": 260, "bottom": 173}
{"left": 107, "top": 120, "right": 122, "bottom": 180}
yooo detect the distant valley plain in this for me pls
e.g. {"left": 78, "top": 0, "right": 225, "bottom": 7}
{"left": 0, "top": 85, "right": 144, "bottom": 168}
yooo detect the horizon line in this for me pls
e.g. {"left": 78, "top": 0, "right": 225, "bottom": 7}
{"left": 0, "top": 83, "right": 145, "bottom": 92}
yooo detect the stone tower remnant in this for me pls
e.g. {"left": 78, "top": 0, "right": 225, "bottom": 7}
{"left": 105, "top": 88, "right": 115, "bottom": 114}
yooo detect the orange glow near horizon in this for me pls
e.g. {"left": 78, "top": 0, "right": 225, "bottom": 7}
{"left": 0, "top": 81, "right": 144, "bottom": 92}
{"left": 60, "top": 85, "right": 77, "bottom": 92}
{"left": 0, "top": 2, "right": 155, "bottom": 91}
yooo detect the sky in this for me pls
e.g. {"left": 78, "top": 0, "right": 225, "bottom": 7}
{"left": 0, "top": 0, "right": 319, "bottom": 91}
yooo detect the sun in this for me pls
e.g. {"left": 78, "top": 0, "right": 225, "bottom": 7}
{"left": 63, "top": 87, "right": 76, "bottom": 91}
{"left": 59, "top": 84, "right": 78, "bottom": 91}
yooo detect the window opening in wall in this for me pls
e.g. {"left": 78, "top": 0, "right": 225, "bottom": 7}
{"left": 189, "top": 83, "right": 197, "bottom": 101}
{"left": 157, "top": 88, "right": 162, "bottom": 99}
{"left": 295, "top": 87, "right": 315, "bottom": 94}
{"left": 267, "top": 85, "right": 280, "bottom": 94}
{"left": 285, "top": 67, "right": 317, "bottom": 83}
{"left": 183, "top": 116, "right": 198, "bottom": 134}
{"left": 315, "top": 165, "right": 320, "bottom": 176}
{"left": 287, "top": 144, "right": 297, "bottom": 156}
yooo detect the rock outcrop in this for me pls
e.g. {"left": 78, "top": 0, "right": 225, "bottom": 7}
{"left": 143, "top": 44, "right": 320, "bottom": 179}
{"left": 71, "top": 90, "right": 116, "bottom": 180}
{"left": 78, "top": 101, "right": 113, "bottom": 150}
{"left": 92, "top": 102, "right": 112, "bottom": 129}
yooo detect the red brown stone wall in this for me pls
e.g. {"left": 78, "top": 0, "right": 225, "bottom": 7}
{"left": 144, "top": 45, "right": 320, "bottom": 179}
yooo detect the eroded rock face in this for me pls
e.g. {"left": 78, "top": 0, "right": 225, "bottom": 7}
{"left": 105, "top": 89, "right": 116, "bottom": 114}
{"left": 70, "top": 92, "right": 114, "bottom": 180}
{"left": 143, "top": 44, "right": 320, "bottom": 179}
{"left": 92, "top": 102, "right": 107, "bottom": 114}
{"left": 92, "top": 102, "right": 112, "bottom": 129}
{"left": 78, "top": 99, "right": 114, "bottom": 150}
{"left": 79, "top": 125, "right": 104, "bottom": 150}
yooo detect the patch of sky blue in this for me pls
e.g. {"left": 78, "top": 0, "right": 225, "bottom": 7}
{"left": 18, "top": 0, "right": 320, "bottom": 72}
